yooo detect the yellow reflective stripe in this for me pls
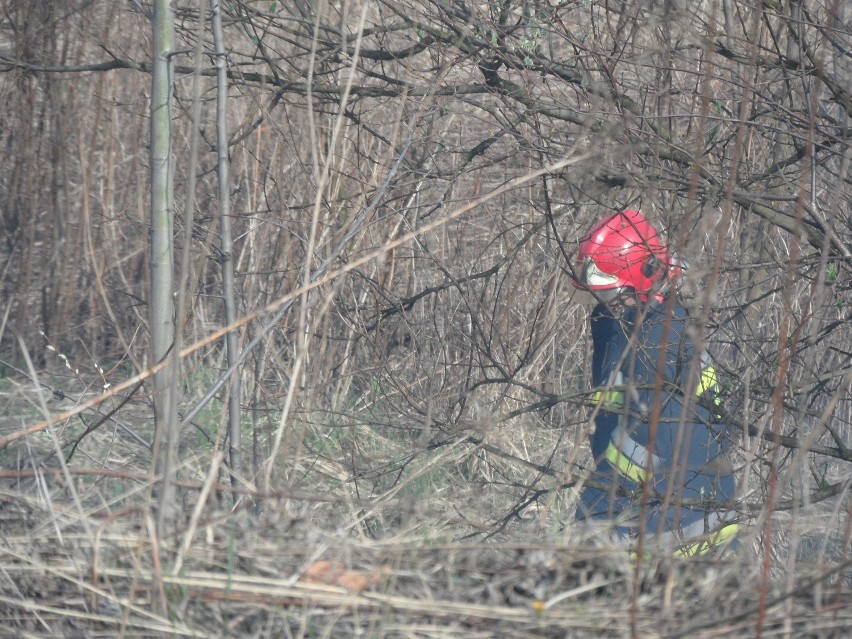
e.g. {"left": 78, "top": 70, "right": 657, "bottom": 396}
{"left": 605, "top": 440, "right": 650, "bottom": 483}
{"left": 673, "top": 523, "right": 739, "bottom": 557}
{"left": 594, "top": 389, "right": 624, "bottom": 408}
{"left": 696, "top": 365, "right": 719, "bottom": 397}
{"left": 594, "top": 370, "right": 625, "bottom": 408}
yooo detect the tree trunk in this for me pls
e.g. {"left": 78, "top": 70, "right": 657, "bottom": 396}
{"left": 211, "top": 0, "right": 242, "bottom": 495}
{"left": 149, "top": 0, "right": 177, "bottom": 530}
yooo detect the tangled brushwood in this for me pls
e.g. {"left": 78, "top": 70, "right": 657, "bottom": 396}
{"left": 1, "top": 0, "right": 851, "bottom": 636}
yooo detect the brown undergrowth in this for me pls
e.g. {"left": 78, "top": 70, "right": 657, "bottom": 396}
{"left": 0, "top": 356, "right": 850, "bottom": 639}
{"left": 0, "top": 378, "right": 849, "bottom": 639}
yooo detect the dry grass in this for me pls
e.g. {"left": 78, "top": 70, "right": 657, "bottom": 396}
{"left": 1, "top": 483, "right": 850, "bottom": 638}
{"left": 1, "top": 375, "right": 850, "bottom": 639}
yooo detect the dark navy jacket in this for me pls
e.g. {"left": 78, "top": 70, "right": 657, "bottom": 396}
{"left": 577, "top": 300, "right": 736, "bottom": 546}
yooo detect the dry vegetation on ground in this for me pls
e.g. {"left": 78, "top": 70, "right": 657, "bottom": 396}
{"left": 1, "top": 0, "right": 851, "bottom": 636}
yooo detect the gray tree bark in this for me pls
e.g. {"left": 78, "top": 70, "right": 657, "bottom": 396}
{"left": 210, "top": 0, "right": 242, "bottom": 493}
{"left": 149, "top": 0, "right": 178, "bottom": 529}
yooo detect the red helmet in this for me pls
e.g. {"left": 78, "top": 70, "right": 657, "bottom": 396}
{"left": 572, "top": 210, "right": 671, "bottom": 302}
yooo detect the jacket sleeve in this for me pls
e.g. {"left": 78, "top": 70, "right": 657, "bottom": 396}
{"left": 588, "top": 304, "right": 630, "bottom": 460}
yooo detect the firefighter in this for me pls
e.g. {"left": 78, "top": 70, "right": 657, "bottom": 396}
{"left": 570, "top": 210, "right": 738, "bottom": 556}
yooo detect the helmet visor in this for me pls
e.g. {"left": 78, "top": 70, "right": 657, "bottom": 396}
{"left": 581, "top": 259, "right": 620, "bottom": 288}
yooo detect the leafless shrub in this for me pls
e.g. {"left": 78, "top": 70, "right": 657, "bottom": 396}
{"left": 0, "top": 0, "right": 850, "bottom": 636}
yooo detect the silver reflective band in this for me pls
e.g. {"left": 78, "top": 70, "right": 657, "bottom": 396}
{"left": 607, "top": 424, "right": 664, "bottom": 483}
{"left": 672, "top": 511, "right": 725, "bottom": 540}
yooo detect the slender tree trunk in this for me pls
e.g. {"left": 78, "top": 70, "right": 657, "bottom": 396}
{"left": 211, "top": 0, "right": 242, "bottom": 493}
{"left": 149, "top": 0, "right": 177, "bottom": 529}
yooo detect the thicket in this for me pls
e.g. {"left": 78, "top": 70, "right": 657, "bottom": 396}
{"left": 0, "top": 1, "right": 850, "bottom": 637}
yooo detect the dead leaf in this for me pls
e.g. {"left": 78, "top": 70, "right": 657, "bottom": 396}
{"left": 300, "top": 560, "right": 381, "bottom": 592}
{"left": 301, "top": 560, "right": 345, "bottom": 585}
